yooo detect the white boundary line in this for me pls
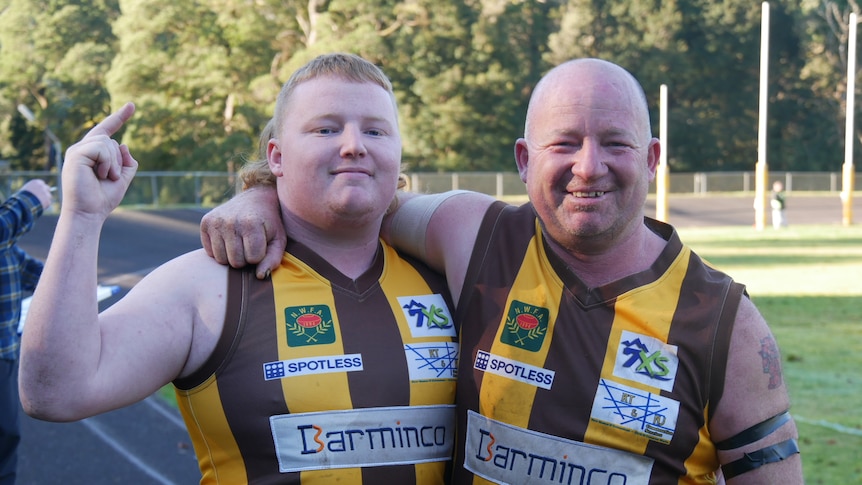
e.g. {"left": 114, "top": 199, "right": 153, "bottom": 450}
{"left": 144, "top": 395, "right": 186, "bottom": 429}
{"left": 794, "top": 415, "right": 862, "bottom": 437}
{"left": 81, "top": 417, "right": 177, "bottom": 485}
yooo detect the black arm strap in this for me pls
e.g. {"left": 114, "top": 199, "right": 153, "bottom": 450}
{"left": 721, "top": 438, "right": 800, "bottom": 479}
{"left": 715, "top": 410, "right": 791, "bottom": 450}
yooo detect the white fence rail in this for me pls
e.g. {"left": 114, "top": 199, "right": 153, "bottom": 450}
{"left": 0, "top": 170, "right": 856, "bottom": 208}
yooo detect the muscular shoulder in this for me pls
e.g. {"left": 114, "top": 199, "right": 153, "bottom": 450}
{"left": 118, "top": 249, "right": 230, "bottom": 377}
{"left": 711, "top": 296, "right": 791, "bottom": 437}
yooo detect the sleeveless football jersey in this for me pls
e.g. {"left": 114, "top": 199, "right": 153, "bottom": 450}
{"left": 174, "top": 239, "right": 458, "bottom": 484}
{"left": 453, "top": 202, "right": 744, "bottom": 485}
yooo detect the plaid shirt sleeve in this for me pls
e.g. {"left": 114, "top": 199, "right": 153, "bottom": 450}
{"left": 1, "top": 189, "right": 44, "bottom": 247}
{"left": 1, "top": 189, "right": 45, "bottom": 359}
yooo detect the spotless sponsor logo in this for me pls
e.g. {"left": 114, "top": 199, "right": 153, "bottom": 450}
{"left": 474, "top": 350, "right": 554, "bottom": 390}
{"left": 270, "top": 405, "right": 455, "bottom": 472}
{"left": 285, "top": 305, "right": 335, "bottom": 346}
{"left": 464, "top": 411, "right": 653, "bottom": 485}
{"left": 263, "top": 354, "right": 363, "bottom": 381}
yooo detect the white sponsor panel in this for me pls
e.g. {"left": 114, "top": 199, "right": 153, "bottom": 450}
{"left": 397, "top": 294, "right": 456, "bottom": 338}
{"left": 404, "top": 342, "right": 458, "bottom": 381}
{"left": 473, "top": 350, "right": 555, "bottom": 390}
{"left": 613, "top": 330, "right": 679, "bottom": 392}
{"left": 271, "top": 405, "right": 455, "bottom": 472}
{"left": 262, "top": 354, "right": 363, "bottom": 381}
{"left": 590, "top": 378, "right": 679, "bottom": 444}
{"left": 464, "top": 411, "right": 653, "bottom": 485}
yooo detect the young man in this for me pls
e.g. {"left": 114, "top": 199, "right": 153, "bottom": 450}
{"left": 202, "top": 58, "right": 803, "bottom": 483}
{"left": 0, "top": 179, "right": 52, "bottom": 485}
{"left": 19, "top": 54, "right": 457, "bottom": 484}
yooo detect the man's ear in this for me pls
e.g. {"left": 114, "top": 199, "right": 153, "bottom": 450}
{"left": 514, "top": 138, "right": 529, "bottom": 183}
{"left": 646, "top": 138, "right": 661, "bottom": 182}
{"left": 268, "top": 139, "right": 284, "bottom": 177}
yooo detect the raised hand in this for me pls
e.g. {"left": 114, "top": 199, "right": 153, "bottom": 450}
{"left": 61, "top": 102, "right": 138, "bottom": 218}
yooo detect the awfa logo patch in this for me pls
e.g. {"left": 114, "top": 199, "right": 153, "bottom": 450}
{"left": 613, "top": 330, "right": 679, "bottom": 392}
{"left": 397, "top": 294, "right": 456, "bottom": 338}
{"left": 285, "top": 305, "right": 336, "bottom": 347}
{"left": 499, "top": 300, "right": 549, "bottom": 352}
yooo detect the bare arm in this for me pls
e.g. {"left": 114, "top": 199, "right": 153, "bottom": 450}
{"left": 200, "top": 186, "right": 496, "bottom": 304}
{"left": 383, "top": 191, "right": 495, "bottom": 306}
{"left": 18, "top": 104, "right": 225, "bottom": 422}
{"left": 711, "top": 298, "right": 803, "bottom": 483}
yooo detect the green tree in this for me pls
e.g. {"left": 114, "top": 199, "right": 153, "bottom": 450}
{"left": 108, "top": 0, "right": 285, "bottom": 173}
{"left": 0, "top": 0, "right": 118, "bottom": 169}
{"left": 798, "top": 0, "right": 862, "bottom": 171}
{"left": 377, "top": 0, "right": 555, "bottom": 172}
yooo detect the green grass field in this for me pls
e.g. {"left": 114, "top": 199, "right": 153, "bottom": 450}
{"left": 678, "top": 224, "right": 862, "bottom": 484}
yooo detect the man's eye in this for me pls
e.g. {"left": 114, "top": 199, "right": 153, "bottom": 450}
{"left": 550, "top": 141, "right": 580, "bottom": 150}
{"left": 366, "top": 129, "right": 384, "bottom": 136}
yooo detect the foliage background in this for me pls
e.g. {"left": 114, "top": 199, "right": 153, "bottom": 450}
{"left": 1, "top": 0, "right": 861, "bottom": 175}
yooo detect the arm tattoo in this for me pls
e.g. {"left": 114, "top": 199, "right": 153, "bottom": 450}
{"left": 758, "top": 336, "right": 783, "bottom": 389}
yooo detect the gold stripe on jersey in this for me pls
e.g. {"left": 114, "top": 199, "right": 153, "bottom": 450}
{"left": 175, "top": 376, "right": 247, "bottom": 484}
{"left": 271, "top": 253, "right": 360, "bottom": 484}
{"left": 272, "top": 253, "right": 353, "bottom": 410}
{"left": 684, "top": 407, "right": 721, "bottom": 484}
{"left": 378, "top": 243, "right": 456, "bottom": 482}
{"left": 378, "top": 244, "right": 456, "bottom": 407}
{"left": 584, "top": 247, "right": 689, "bottom": 454}
{"left": 482, "top": 231, "right": 564, "bottom": 428}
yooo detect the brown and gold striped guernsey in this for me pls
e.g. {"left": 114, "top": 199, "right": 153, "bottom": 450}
{"left": 174, "top": 239, "right": 458, "bottom": 484}
{"left": 452, "top": 202, "right": 744, "bottom": 485}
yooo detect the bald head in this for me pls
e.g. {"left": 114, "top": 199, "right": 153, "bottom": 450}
{"left": 524, "top": 59, "right": 652, "bottom": 144}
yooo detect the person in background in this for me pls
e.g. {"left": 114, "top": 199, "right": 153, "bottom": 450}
{"left": 0, "top": 178, "right": 53, "bottom": 485}
{"left": 19, "top": 53, "right": 457, "bottom": 484}
{"left": 771, "top": 180, "right": 788, "bottom": 229}
{"left": 201, "top": 58, "right": 803, "bottom": 483}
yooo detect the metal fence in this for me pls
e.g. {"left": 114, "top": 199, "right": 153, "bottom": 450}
{"left": 407, "top": 171, "right": 856, "bottom": 197}
{"left": 0, "top": 170, "right": 857, "bottom": 208}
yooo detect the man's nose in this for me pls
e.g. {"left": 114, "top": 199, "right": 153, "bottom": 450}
{"left": 340, "top": 126, "right": 367, "bottom": 158}
{"left": 571, "top": 139, "right": 607, "bottom": 179}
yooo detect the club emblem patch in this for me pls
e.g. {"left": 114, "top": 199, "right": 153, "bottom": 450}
{"left": 499, "top": 300, "right": 549, "bottom": 352}
{"left": 285, "top": 305, "right": 335, "bottom": 347}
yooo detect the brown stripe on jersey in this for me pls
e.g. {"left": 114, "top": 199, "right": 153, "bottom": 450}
{"left": 530, "top": 288, "right": 616, "bottom": 440}
{"left": 707, "top": 278, "right": 743, "bottom": 420}
{"left": 642, "top": 241, "right": 738, "bottom": 482}
{"left": 456, "top": 201, "right": 534, "bottom": 409}
{"left": 173, "top": 267, "right": 247, "bottom": 390}
{"left": 334, "top": 281, "right": 411, "bottom": 408}
{"left": 219, "top": 269, "right": 290, "bottom": 483}
{"left": 309, "top": 243, "right": 417, "bottom": 484}
{"left": 453, "top": 202, "right": 539, "bottom": 479}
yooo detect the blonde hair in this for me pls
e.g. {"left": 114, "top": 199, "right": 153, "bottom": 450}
{"left": 239, "top": 53, "right": 399, "bottom": 190}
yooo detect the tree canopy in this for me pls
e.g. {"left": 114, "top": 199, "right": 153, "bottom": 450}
{"left": 0, "top": 0, "right": 859, "bottom": 174}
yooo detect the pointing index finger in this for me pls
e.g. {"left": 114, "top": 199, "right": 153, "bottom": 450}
{"left": 85, "top": 102, "right": 136, "bottom": 140}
